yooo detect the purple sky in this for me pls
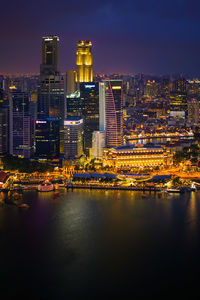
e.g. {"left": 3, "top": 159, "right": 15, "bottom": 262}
{"left": 1, "top": 0, "right": 200, "bottom": 76}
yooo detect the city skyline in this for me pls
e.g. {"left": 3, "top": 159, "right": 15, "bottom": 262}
{"left": 1, "top": 0, "right": 200, "bottom": 75}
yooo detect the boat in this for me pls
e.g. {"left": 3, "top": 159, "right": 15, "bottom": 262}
{"left": 141, "top": 194, "right": 147, "bottom": 198}
{"left": 53, "top": 191, "right": 60, "bottom": 197}
{"left": 18, "top": 203, "right": 29, "bottom": 209}
{"left": 37, "top": 181, "right": 54, "bottom": 192}
{"left": 166, "top": 188, "right": 182, "bottom": 193}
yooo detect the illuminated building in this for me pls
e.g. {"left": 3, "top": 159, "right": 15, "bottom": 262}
{"left": 80, "top": 82, "right": 99, "bottom": 156}
{"left": 9, "top": 89, "right": 34, "bottom": 158}
{"left": 40, "top": 35, "right": 59, "bottom": 77}
{"left": 64, "top": 117, "right": 83, "bottom": 159}
{"left": 103, "top": 144, "right": 173, "bottom": 169}
{"left": 169, "top": 92, "right": 187, "bottom": 121}
{"left": 187, "top": 98, "right": 199, "bottom": 125}
{"left": 66, "top": 90, "right": 81, "bottom": 117}
{"left": 66, "top": 70, "right": 76, "bottom": 94}
{"left": 0, "top": 89, "right": 9, "bottom": 155}
{"left": 91, "top": 131, "right": 106, "bottom": 158}
{"left": 35, "top": 118, "right": 60, "bottom": 158}
{"left": 76, "top": 40, "right": 93, "bottom": 82}
{"left": 100, "top": 80, "right": 123, "bottom": 148}
{"left": 37, "top": 75, "right": 66, "bottom": 120}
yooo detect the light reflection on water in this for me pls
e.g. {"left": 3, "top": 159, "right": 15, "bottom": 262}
{"left": 0, "top": 189, "right": 200, "bottom": 298}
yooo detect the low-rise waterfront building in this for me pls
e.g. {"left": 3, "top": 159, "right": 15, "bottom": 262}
{"left": 103, "top": 144, "right": 173, "bottom": 169}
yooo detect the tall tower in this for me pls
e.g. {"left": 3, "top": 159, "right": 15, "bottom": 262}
{"left": 40, "top": 35, "right": 59, "bottom": 77}
{"left": 100, "top": 80, "right": 123, "bottom": 148}
{"left": 76, "top": 40, "right": 93, "bottom": 82}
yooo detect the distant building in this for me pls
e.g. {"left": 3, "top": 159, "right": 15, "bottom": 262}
{"left": 103, "top": 144, "right": 173, "bottom": 169}
{"left": 187, "top": 98, "right": 199, "bottom": 125}
{"left": 91, "top": 131, "right": 106, "bottom": 158}
{"left": 35, "top": 118, "right": 60, "bottom": 158}
{"left": 76, "top": 40, "right": 93, "bottom": 83}
{"left": 64, "top": 117, "right": 83, "bottom": 159}
{"left": 169, "top": 92, "right": 188, "bottom": 122}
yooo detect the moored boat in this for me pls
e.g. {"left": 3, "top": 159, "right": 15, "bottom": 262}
{"left": 37, "top": 181, "right": 54, "bottom": 192}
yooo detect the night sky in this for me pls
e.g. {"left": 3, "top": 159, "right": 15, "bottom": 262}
{"left": 1, "top": 0, "right": 200, "bottom": 76}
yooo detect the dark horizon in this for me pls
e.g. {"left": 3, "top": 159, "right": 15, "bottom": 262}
{"left": 1, "top": 0, "right": 200, "bottom": 76}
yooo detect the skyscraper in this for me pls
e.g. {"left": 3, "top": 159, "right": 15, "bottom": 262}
{"left": 9, "top": 89, "right": 34, "bottom": 158}
{"left": 40, "top": 35, "right": 59, "bottom": 77}
{"left": 76, "top": 41, "right": 93, "bottom": 83}
{"left": 64, "top": 117, "right": 83, "bottom": 159}
{"left": 35, "top": 118, "right": 60, "bottom": 158}
{"left": 187, "top": 98, "right": 199, "bottom": 125}
{"left": 80, "top": 82, "right": 99, "bottom": 156}
{"left": 99, "top": 80, "right": 123, "bottom": 148}
{"left": 66, "top": 70, "right": 76, "bottom": 94}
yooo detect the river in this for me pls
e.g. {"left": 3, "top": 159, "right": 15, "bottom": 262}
{"left": 0, "top": 189, "right": 200, "bottom": 299}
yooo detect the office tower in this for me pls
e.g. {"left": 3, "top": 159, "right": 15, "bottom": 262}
{"left": 100, "top": 80, "right": 123, "bottom": 148}
{"left": 0, "top": 89, "right": 9, "bottom": 155}
{"left": 66, "top": 90, "right": 81, "bottom": 117}
{"left": 66, "top": 70, "right": 76, "bottom": 94}
{"left": 169, "top": 92, "right": 188, "bottom": 121}
{"left": 76, "top": 40, "right": 93, "bottom": 82}
{"left": 187, "top": 98, "right": 199, "bottom": 125}
{"left": 80, "top": 82, "right": 99, "bottom": 156}
{"left": 40, "top": 35, "right": 59, "bottom": 77}
{"left": 37, "top": 75, "right": 66, "bottom": 120}
{"left": 99, "top": 82, "right": 106, "bottom": 131}
{"left": 9, "top": 89, "right": 33, "bottom": 158}
{"left": 91, "top": 131, "right": 106, "bottom": 158}
{"left": 35, "top": 118, "right": 60, "bottom": 158}
{"left": 173, "top": 77, "right": 187, "bottom": 94}
{"left": 64, "top": 117, "right": 83, "bottom": 159}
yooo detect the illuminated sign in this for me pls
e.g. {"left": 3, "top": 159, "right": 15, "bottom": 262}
{"left": 112, "top": 86, "right": 121, "bottom": 90}
{"left": 84, "top": 84, "right": 95, "bottom": 89}
{"left": 64, "top": 119, "right": 83, "bottom": 126}
{"left": 36, "top": 121, "right": 47, "bottom": 124}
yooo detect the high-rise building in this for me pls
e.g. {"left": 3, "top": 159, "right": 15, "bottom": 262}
{"left": 40, "top": 35, "right": 59, "bottom": 77}
{"left": 169, "top": 92, "right": 188, "bottom": 121}
{"left": 37, "top": 75, "right": 66, "bottom": 120}
{"left": 80, "top": 82, "right": 99, "bottom": 156}
{"left": 187, "top": 98, "right": 199, "bottom": 125}
{"left": 76, "top": 40, "right": 93, "bottom": 83}
{"left": 91, "top": 131, "right": 106, "bottom": 158}
{"left": 0, "top": 89, "right": 9, "bottom": 155}
{"left": 99, "top": 80, "right": 123, "bottom": 148}
{"left": 35, "top": 118, "right": 60, "bottom": 158}
{"left": 66, "top": 70, "right": 76, "bottom": 94}
{"left": 9, "top": 89, "right": 34, "bottom": 158}
{"left": 64, "top": 117, "right": 83, "bottom": 159}
{"left": 66, "top": 90, "right": 81, "bottom": 117}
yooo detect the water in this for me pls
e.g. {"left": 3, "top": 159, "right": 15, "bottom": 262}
{"left": 0, "top": 189, "right": 200, "bottom": 299}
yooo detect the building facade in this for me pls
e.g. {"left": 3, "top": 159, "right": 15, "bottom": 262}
{"left": 76, "top": 40, "right": 93, "bottom": 83}
{"left": 64, "top": 117, "right": 83, "bottom": 159}
{"left": 103, "top": 144, "right": 173, "bottom": 169}
{"left": 40, "top": 35, "right": 59, "bottom": 77}
{"left": 9, "top": 89, "right": 33, "bottom": 158}
{"left": 80, "top": 82, "right": 99, "bottom": 156}
{"left": 35, "top": 118, "right": 60, "bottom": 158}
{"left": 100, "top": 80, "right": 123, "bottom": 148}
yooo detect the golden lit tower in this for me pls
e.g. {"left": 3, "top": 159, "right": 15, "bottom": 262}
{"left": 76, "top": 40, "right": 93, "bottom": 82}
